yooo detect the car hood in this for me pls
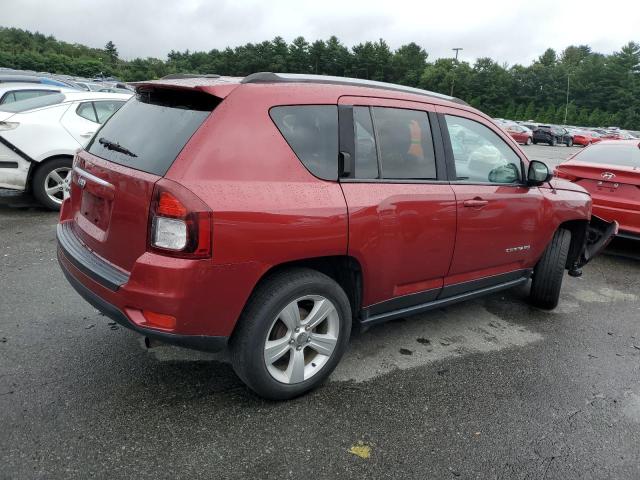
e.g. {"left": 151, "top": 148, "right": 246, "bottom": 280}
{"left": 0, "top": 111, "right": 15, "bottom": 122}
{"left": 547, "top": 178, "right": 589, "bottom": 195}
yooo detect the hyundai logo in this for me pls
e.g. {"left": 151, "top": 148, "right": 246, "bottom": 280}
{"left": 601, "top": 172, "right": 616, "bottom": 180}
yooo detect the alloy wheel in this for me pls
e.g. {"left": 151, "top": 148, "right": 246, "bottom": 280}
{"left": 263, "top": 295, "right": 340, "bottom": 384}
{"left": 44, "top": 167, "right": 71, "bottom": 205}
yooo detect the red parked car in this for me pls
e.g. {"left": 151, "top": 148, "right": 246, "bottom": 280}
{"left": 505, "top": 124, "right": 533, "bottom": 145}
{"left": 57, "top": 73, "right": 616, "bottom": 399}
{"left": 571, "top": 130, "right": 602, "bottom": 147}
{"left": 555, "top": 140, "right": 640, "bottom": 240}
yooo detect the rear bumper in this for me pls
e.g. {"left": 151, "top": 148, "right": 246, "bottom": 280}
{"left": 56, "top": 220, "right": 262, "bottom": 351}
{"left": 58, "top": 251, "right": 228, "bottom": 352}
{"left": 592, "top": 204, "right": 640, "bottom": 237}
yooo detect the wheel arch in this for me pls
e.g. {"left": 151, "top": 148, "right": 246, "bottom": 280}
{"left": 26, "top": 153, "right": 74, "bottom": 191}
{"left": 558, "top": 219, "right": 589, "bottom": 269}
{"left": 236, "top": 255, "right": 364, "bottom": 334}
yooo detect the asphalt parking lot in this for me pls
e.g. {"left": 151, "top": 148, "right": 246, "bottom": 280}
{"left": 1, "top": 144, "right": 639, "bottom": 479}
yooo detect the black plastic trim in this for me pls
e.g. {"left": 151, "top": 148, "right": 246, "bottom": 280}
{"left": 58, "top": 254, "right": 228, "bottom": 353}
{"left": 366, "top": 287, "right": 440, "bottom": 316}
{"left": 438, "top": 269, "right": 532, "bottom": 298}
{"left": 361, "top": 275, "right": 530, "bottom": 327}
{"left": 617, "top": 230, "right": 640, "bottom": 241}
{"left": 0, "top": 161, "right": 19, "bottom": 168}
{"left": 57, "top": 222, "right": 129, "bottom": 291}
{"left": 0, "top": 135, "right": 33, "bottom": 163}
{"left": 428, "top": 111, "right": 448, "bottom": 181}
{"left": 338, "top": 104, "right": 355, "bottom": 178}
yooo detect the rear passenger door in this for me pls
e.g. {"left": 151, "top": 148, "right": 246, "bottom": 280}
{"left": 338, "top": 96, "right": 457, "bottom": 319}
{"left": 438, "top": 108, "right": 547, "bottom": 289}
{"left": 61, "top": 100, "right": 125, "bottom": 146}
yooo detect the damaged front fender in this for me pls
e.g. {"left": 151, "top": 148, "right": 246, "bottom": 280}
{"left": 568, "top": 215, "right": 619, "bottom": 276}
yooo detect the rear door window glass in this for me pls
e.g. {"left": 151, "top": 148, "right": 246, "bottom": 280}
{"left": 76, "top": 102, "right": 98, "bottom": 122}
{"left": 87, "top": 89, "right": 217, "bottom": 176}
{"left": 270, "top": 105, "right": 338, "bottom": 180}
{"left": 353, "top": 106, "right": 379, "bottom": 179}
{"left": 372, "top": 107, "right": 436, "bottom": 179}
{"left": 94, "top": 100, "right": 125, "bottom": 123}
{"left": 445, "top": 115, "right": 522, "bottom": 184}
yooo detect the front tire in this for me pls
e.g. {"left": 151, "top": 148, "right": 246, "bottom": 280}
{"left": 32, "top": 157, "right": 72, "bottom": 211}
{"left": 550, "top": 137, "right": 557, "bottom": 146}
{"left": 530, "top": 229, "right": 572, "bottom": 310}
{"left": 525, "top": 137, "right": 533, "bottom": 145}
{"left": 567, "top": 138, "right": 573, "bottom": 147}
{"left": 230, "top": 268, "right": 352, "bottom": 400}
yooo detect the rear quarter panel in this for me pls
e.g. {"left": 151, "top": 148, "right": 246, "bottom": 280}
{"left": 166, "top": 83, "right": 348, "bottom": 279}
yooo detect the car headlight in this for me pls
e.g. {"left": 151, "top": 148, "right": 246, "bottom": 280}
{"left": 0, "top": 121, "right": 19, "bottom": 131}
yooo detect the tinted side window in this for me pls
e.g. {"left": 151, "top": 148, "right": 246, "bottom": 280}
{"left": 76, "top": 102, "right": 98, "bottom": 122}
{"left": 372, "top": 107, "right": 436, "bottom": 179}
{"left": 12, "top": 90, "right": 57, "bottom": 102}
{"left": 445, "top": 115, "right": 522, "bottom": 184}
{"left": 353, "top": 106, "right": 379, "bottom": 179}
{"left": 94, "top": 100, "right": 125, "bottom": 123}
{"left": 270, "top": 106, "right": 338, "bottom": 180}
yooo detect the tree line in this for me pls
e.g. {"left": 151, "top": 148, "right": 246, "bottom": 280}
{"left": 1, "top": 27, "right": 639, "bottom": 129}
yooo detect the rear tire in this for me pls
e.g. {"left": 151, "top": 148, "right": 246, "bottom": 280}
{"left": 530, "top": 229, "right": 572, "bottom": 310}
{"left": 567, "top": 138, "right": 573, "bottom": 147}
{"left": 230, "top": 268, "right": 351, "bottom": 400}
{"left": 32, "top": 157, "right": 72, "bottom": 211}
{"left": 550, "top": 138, "right": 557, "bottom": 146}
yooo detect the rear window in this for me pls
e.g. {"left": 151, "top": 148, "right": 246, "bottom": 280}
{"left": 0, "top": 93, "right": 64, "bottom": 112}
{"left": 574, "top": 143, "right": 640, "bottom": 167}
{"left": 270, "top": 105, "right": 338, "bottom": 180}
{"left": 86, "top": 89, "right": 218, "bottom": 176}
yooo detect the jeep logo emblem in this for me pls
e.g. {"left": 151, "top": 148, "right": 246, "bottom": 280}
{"left": 601, "top": 172, "right": 616, "bottom": 180}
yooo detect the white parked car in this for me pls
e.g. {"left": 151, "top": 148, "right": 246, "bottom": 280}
{"left": 0, "top": 90, "right": 131, "bottom": 209}
{"left": 0, "top": 82, "right": 76, "bottom": 106}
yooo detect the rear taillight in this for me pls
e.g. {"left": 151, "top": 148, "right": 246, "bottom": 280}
{"left": 554, "top": 168, "right": 578, "bottom": 182}
{"left": 148, "top": 179, "right": 212, "bottom": 259}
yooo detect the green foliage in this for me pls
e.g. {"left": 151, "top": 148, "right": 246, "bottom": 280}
{"left": 1, "top": 27, "right": 639, "bottom": 128}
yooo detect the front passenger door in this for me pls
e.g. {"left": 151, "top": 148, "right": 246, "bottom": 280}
{"left": 439, "top": 110, "right": 546, "bottom": 288}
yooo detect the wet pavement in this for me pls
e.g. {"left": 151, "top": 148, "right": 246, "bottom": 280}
{"left": 1, "top": 146, "right": 639, "bottom": 479}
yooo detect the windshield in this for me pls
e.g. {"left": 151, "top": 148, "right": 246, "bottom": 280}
{"left": 86, "top": 88, "right": 218, "bottom": 176}
{"left": 0, "top": 93, "right": 65, "bottom": 113}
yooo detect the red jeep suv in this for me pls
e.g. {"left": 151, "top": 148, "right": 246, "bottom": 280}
{"left": 57, "top": 73, "right": 616, "bottom": 399}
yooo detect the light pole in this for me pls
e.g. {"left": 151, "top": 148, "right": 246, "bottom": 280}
{"left": 563, "top": 73, "right": 571, "bottom": 125}
{"left": 450, "top": 48, "right": 463, "bottom": 96}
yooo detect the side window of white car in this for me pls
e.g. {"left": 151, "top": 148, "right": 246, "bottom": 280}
{"left": 94, "top": 101, "right": 125, "bottom": 124}
{"left": 76, "top": 102, "right": 98, "bottom": 123}
{"left": 445, "top": 115, "right": 522, "bottom": 184}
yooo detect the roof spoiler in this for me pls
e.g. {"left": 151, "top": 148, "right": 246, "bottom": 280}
{"left": 241, "top": 72, "right": 469, "bottom": 106}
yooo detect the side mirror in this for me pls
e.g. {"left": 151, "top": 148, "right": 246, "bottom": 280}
{"left": 527, "top": 160, "right": 552, "bottom": 186}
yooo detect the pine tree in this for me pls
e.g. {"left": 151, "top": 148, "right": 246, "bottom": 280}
{"left": 105, "top": 40, "right": 118, "bottom": 65}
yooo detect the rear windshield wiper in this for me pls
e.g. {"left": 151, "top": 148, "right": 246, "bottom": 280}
{"left": 98, "top": 137, "right": 138, "bottom": 158}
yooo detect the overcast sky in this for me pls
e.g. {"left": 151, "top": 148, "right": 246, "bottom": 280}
{"left": 3, "top": 0, "right": 638, "bottom": 65}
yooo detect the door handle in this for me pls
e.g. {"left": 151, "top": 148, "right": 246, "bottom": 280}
{"left": 463, "top": 198, "right": 488, "bottom": 208}
{"left": 80, "top": 132, "right": 95, "bottom": 138}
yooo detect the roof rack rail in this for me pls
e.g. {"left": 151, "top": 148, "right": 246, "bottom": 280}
{"left": 161, "top": 73, "right": 221, "bottom": 80}
{"left": 241, "top": 72, "right": 468, "bottom": 106}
